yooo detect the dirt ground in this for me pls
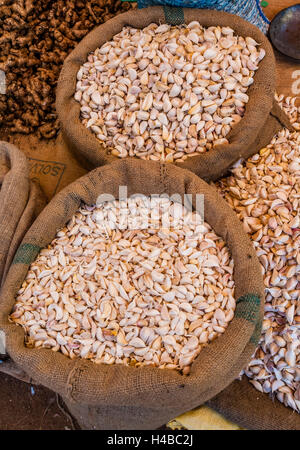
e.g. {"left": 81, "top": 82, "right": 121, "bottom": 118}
{"left": 0, "top": 372, "right": 79, "bottom": 430}
{"left": 0, "top": 0, "right": 299, "bottom": 430}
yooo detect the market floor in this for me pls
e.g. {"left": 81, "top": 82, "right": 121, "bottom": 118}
{"left": 0, "top": 372, "right": 79, "bottom": 430}
{"left": 0, "top": 0, "right": 298, "bottom": 431}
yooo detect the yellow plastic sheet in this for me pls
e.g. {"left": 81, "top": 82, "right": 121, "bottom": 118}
{"left": 168, "top": 406, "right": 244, "bottom": 430}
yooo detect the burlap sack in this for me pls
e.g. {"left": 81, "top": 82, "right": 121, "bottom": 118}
{"left": 208, "top": 376, "right": 300, "bottom": 430}
{"left": 0, "top": 141, "right": 46, "bottom": 287}
{"left": 56, "top": 6, "right": 292, "bottom": 181}
{"left": 0, "top": 159, "right": 264, "bottom": 429}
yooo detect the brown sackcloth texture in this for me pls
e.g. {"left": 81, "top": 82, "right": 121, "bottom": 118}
{"left": 0, "top": 357, "right": 33, "bottom": 385}
{"left": 56, "top": 6, "right": 292, "bottom": 181}
{"left": 207, "top": 376, "right": 300, "bottom": 430}
{"left": 2, "top": 181, "right": 46, "bottom": 283}
{"left": 0, "top": 141, "right": 46, "bottom": 287}
{"left": 0, "top": 159, "right": 264, "bottom": 429}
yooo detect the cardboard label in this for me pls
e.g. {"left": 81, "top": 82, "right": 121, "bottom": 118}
{"left": 3, "top": 133, "right": 87, "bottom": 201}
{"left": 28, "top": 158, "right": 66, "bottom": 197}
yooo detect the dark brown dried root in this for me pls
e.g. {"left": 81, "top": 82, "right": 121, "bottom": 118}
{"left": 0, "top": 1, "right": 136, "bottom": 139}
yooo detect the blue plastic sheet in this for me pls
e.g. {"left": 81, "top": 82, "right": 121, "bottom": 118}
{"left": 137, "top": 0, "right": 270, "bottom": 33}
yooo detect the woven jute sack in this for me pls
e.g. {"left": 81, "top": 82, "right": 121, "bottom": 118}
{"left": 56, "top": 6, "right": 292, "bottom": 181}
{"left": 0, "top": 141, "right": 46, "bottom": 288}
{"left": 0, "top": 159, "right": 264, "bottom": 429}
{"left": 207, "top": 377, "right": 300, "bottom": 430}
